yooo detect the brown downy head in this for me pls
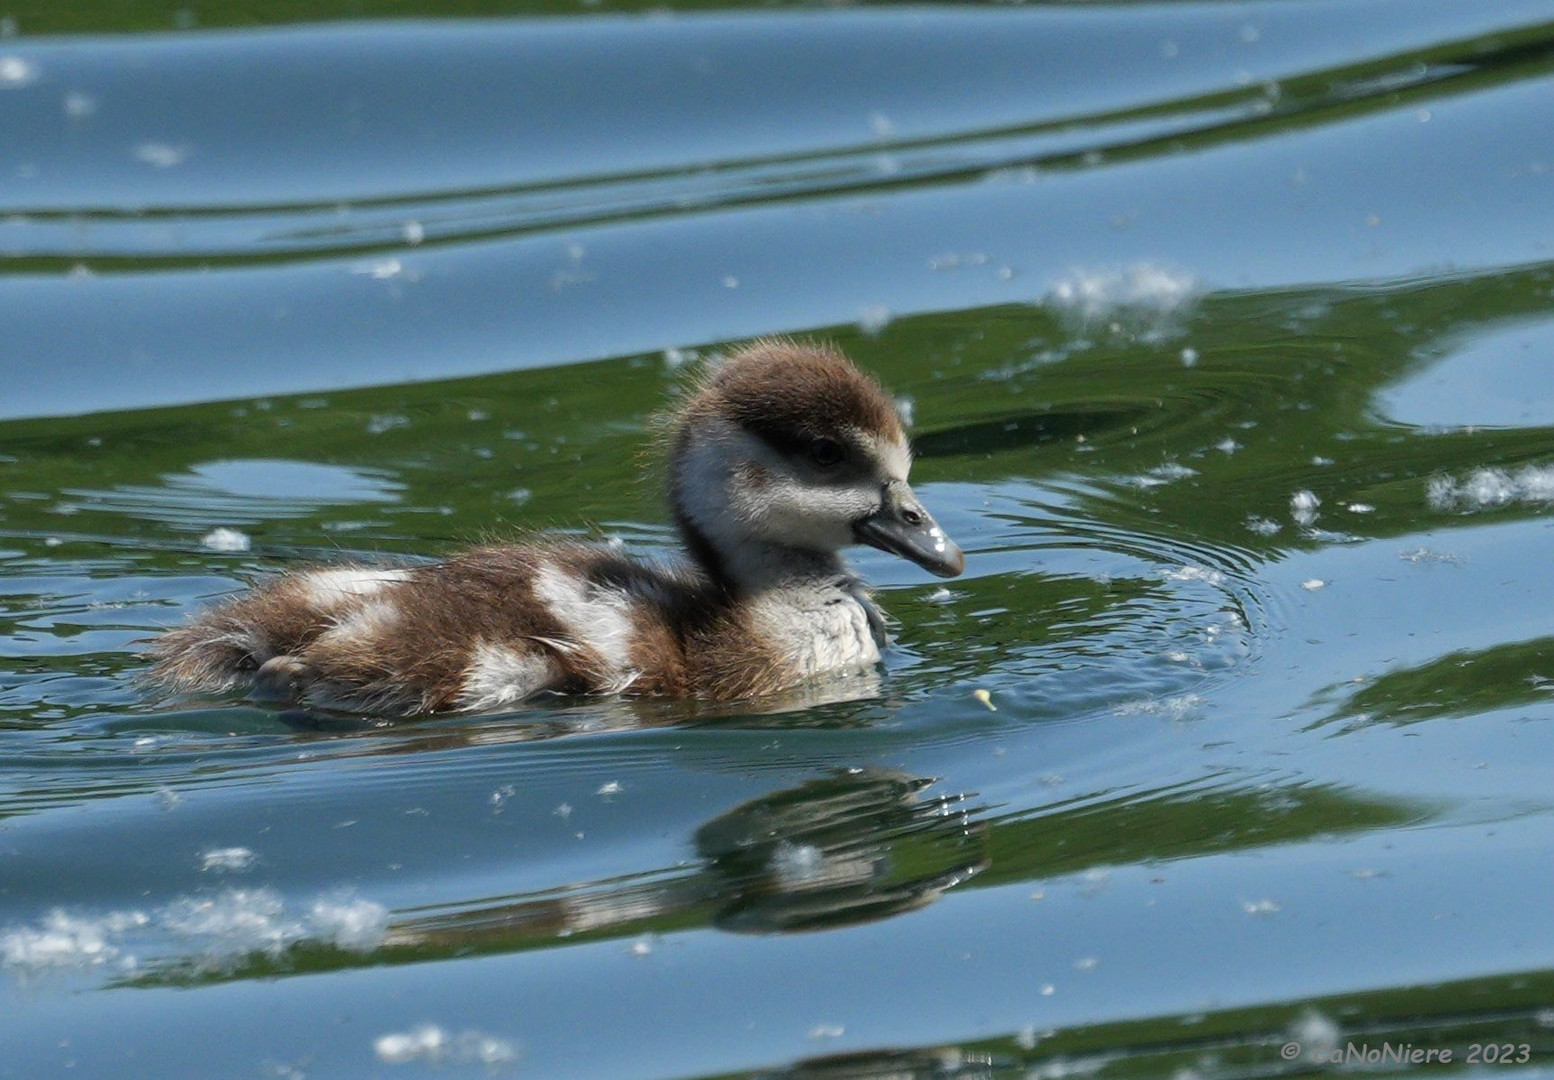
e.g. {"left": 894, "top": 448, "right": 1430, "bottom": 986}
{"left": 668, "top": 339, "right": 965, "bottom": 586}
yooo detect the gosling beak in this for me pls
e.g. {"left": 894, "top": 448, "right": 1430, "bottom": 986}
{"left": 853, "top": 480, "right": 965, "bottom": 578}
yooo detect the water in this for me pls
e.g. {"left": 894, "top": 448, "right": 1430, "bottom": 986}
{"left": 4, "top": 1, "right": 1554, "bottom": 1076}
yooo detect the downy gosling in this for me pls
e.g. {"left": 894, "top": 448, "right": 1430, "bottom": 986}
{"left": 148, "top": 340, "right": 965, "bottom": 715}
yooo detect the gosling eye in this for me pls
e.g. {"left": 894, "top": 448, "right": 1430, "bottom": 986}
{"left": 809, "top": 438, "right": 845, "bottom": 468}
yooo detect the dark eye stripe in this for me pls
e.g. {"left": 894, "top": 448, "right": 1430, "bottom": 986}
{"left": 740, "top": 418, "right": 823, "bottom": 459}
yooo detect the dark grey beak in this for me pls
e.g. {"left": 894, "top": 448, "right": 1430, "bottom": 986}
{"left": 853, "top": 480, "right": 965, "bottom": 578}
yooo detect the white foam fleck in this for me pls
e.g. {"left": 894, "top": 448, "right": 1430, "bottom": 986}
{"left": 769, "top": 840, "right": 825, "bottom": 886}
{"left": 63, "top": 90, "right": 97, "bottom": 119}
{"left": 662, "top": 346, "right": 698, "bottom": 371}
{"left": 1165, "top": 565, "right": 1224, "bottom": 586}
{"left": 1116, "top": 693, "right": 1204, "bottom": 721}
{"left": 1287, "top": 1010, "right": 1341, "bottom": 1061}
{"left": 857, "top": 304, "right": 892, "bottom": 336}
{"left": 366, "top": 413, "right": 409, "bottom": 434}
{"left": 1429, "top": 465, "right": 1554, "bottom": 511}
{"left": 1245, "top": 515, "right": 1281, "bottom": 536}
{"left": 0, "top": 55, "right": 37, "bottom": 87}
{"left": 1044, "top": 263, "right": 1201, "bottom": 339}
{"left": 133, "top": 142, "right": 191, "bottom": 168}
{"left": 2, "top": 909, "right": 148, "bottom": 973}
{"left": 374, "top": 1026, "right": 517, "bottom": 1067}
{"left": 201, "top": 526, "right": 250, "bottom": 553}
{"left": 375, "top": 1026, "right": 446, "bottom": 1065}
{"left": 2, "top": 887, "right": 391, "bottom": 978}
{"left": 1300, "top": 579, "right": 1326, "bottom": 592}
{"left": 1399, "top": 546, "right": 1462, "bottom": 566}
{"left": 1290, "top": 489, "right": 1320, "bottom": 526}
{"left": 353, "top": 257, "right": 403, "bottom": 280}
{"left": 308, "top": 897, "right": 389, "bottom": 952}
{"left": 1241, "top": 898, "right": 1281, "bottom": 916}
{"left": 200, "top": 847, "right": 256, "bottom": 873}
{"left": 159, "top": 888, "right": 295, "bottom": 958}
{"left": 1179, "top": 346, "right": 1199, "bottom": 367}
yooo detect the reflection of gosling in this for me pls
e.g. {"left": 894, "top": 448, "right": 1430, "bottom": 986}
{"left": 149, "top": 340, "right": 964, "bottom": 715}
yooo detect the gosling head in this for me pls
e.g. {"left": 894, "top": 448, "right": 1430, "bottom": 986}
{"left": 670, "top": 339, "right": 965, "bottom": 588}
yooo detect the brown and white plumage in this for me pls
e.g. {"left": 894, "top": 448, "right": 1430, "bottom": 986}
{"left": 147, "top": 340, "right": 965, "bottom": 715}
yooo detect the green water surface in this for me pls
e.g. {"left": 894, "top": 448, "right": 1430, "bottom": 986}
{"left": 3, "top": 1, "right": 1554, "bottom": 1077}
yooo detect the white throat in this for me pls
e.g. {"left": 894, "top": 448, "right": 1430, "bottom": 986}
{"left": 673, "top": 417, "right": 859, "bottom": 592}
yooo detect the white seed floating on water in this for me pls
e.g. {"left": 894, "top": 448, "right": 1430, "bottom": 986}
{"left": 1043, "top": 262, "right": 1202, "bottom": 339}
{"left": 1290, "top": 489, "right": 1320, "bottom": 526}
{"left": 0, "top": 909, "right": 148, "bottom": 973}
{"left": 1428, "top": 465, "right": 1554, "bottom": 511}
{"left": 1242, "top": 898, "right": 1281, "bottom": 916}
{"left": 973, "top": 688, "right": 997, "bottom": 711}
{"left": 352, "top": 257, "right": 403, "bottom": 280}
{"left": 376, "top": 1025, "right": 511, "bottom": 1066}
{"left": 1300, "top": 579, "right": 1327, "bottom": 591}
{"left": 857, "top": 305, "right": 892, "bottom": 336}
{"left": 308, "top": 897, "right": 390, "bottom": 952}
{"left": 201, "top": 527, "right": 250, "bottom": 553}
{"left": 375, "top": 1026, "right": 446, "bottom": 1065}
{"left": 662, "top": 346, "right": 697, "bottom": 371}
{"left": 133, "top": 142, "right": 191, "bottom": 168}
{"left": 199, "top": 846, "right": 256, "bottom": 873}
{"left": 63, "top": 90, "right": 97, "bottom": 118}
{"left": 1166, "top": 565, "right": 1224, "bottom": 585}
{"left": 1286, "top": 1010, "right": 1341, "bottom": 1059}
{"left": 0, "top": 55, "right": 37, "bottom": 87}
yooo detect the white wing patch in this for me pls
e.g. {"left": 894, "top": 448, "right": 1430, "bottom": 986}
{"left": 531, "top": 561, "right": 640, "bottom": 692}
{"left": 317, "top": 598, "right": 400, "bottom": 645}
{"left": 303, "top": 567, "right": 412, "bottom": 607}
{"left": 457, "top": 642, "right": 559, "bottom": 711}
